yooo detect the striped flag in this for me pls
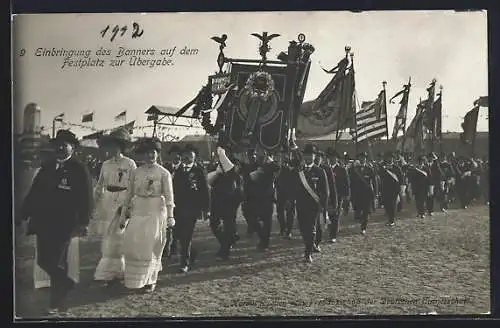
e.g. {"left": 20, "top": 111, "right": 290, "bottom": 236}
{"left": 115, "top": 110, "right": 126, "bottom": 121}
{"left": 354, "top": 89, "right": 388, "bottom": 143}
{"left": 81, "top": 112, "right": 93, "bottom": 123}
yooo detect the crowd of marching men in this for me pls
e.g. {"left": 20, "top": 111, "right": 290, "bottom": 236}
{"left": 16, "top": 127, "right": 489, "bottom": 314}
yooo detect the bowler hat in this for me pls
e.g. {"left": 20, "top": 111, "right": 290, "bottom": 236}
{"left": 50, "top": 129, "right": 79, "bottom": 147}
{"left": 135, "top": 137, "right": 162, "bottom": 154}
{"left": 182, "top": 143, "right": 199, "bottom": 155}
{"left": 98, "top": 128, "right": 131, "bottom": 150}
{"left": 303, "top": 144, "right": 317, "bottom": 154}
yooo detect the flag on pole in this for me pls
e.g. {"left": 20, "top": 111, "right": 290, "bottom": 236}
{"left": 460, "top": 106, "right": 480, "bottom": 144}
{"left": 115, "top": 110, "right": 126, "bottom": 121}
{"left": 54, "top": 113, "right": 65, "bottom": 122}
{"left": 390, "top": 79, "right": 411, "bottom": 140}
{"left": 433, "top": 91, "right": 442, "bottom": 139}
{"left": 81, "top": 112, "right": 93, "bottom": 123}
{"left": 296, "top": 50, "right": 355, "bottom": 138}
{"left": 422, "top": 79, "right": 437, "bottom": 135}
{"left": 354, "top": 89, "right": 388, "bottom": 143}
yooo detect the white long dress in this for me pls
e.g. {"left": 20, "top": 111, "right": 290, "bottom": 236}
{"left": 122, "top": 163, "right": 175, "bottom": 289}
{"left": 93, "top": 155, "right": 137, "bottom": 281}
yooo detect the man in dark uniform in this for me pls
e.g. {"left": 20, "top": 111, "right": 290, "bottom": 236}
{"left": 208, "top": 147, "right": 244, "bottom": 260}
{"left": 427, "top": 152, "right": 444, "bottom": 215}
{"left": 407, "top": 156, "right": 430, "bottom": 218}
{"left": 163, "top": 145, "right": 182, "bottom": 259}
{"left": 17, "top": 130, "right": 93, "bottom": 314}
{"left": 291, "top": 144, "right": 329, "bottom": 263}
{"left": 310, "top": 147, "right": 329, "bottom": 251}
{"left": 326, "top": 148, "right": 350, "bottom": 242}
{"left": 172, "top": 144, "right": 210, "bottom": 273}
{"left": 241, "top": 149, "right": 280, "bottom": 252}
{"left": 349, "top": 152, "right": 377, "bottom": 235}
{"left": 378, "top": 152, "right": 403, "bottom": 226}
{"left": 241, "top": 149, "right": 259, "bottom": 237}
{"left": 276, "top": 151, "right": 297, "bottom": 239}
{"left": 321, "top": 148, "right": 338, "bottom": 244}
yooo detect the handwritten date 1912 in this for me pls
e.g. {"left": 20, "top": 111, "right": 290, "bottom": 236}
{"left": 101, "top": 22, "right": 144, "bottom": 42}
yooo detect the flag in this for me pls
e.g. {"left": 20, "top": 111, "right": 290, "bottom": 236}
{"left": 422, "top": 79, "right": 437, "bottom": 135}
{"left": 354, "top": 89, "right": 388, "bottom": 143}
{"left": 54, "top": 113, "right": 65, "bottom": 122}
{"left": 460, "top": 106, "right": 479, "bottom": 144}
{"left": 433, "top": 92, "right": 442, "bottom": 139}
{"left": 81, "top": 113, "right": 93, "bottom": 123}
{"left": 390, "top": 79, "right": 411, "bottom": 140}
{"left": 296, "top": 53, "right": 355, "bottom": 138}
{"left": 473, "top": 96, "right": 488, "bottom": 107}
{"left": 115, "top": 110, "right": 126, "bottom": 121}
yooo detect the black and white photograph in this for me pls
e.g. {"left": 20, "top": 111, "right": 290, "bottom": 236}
{"left": 12, "top": 11, "right": 490, "bottom": 318}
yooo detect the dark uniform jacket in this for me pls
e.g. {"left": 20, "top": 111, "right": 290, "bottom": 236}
{"left": 242, "top": 162, "right": 280, "bottom": 204}
{"left": 21, "top": 157, "right": 93, "bottom": 238}
{"left": 407, "top": 165, "right": 430, "bottom": 194}
{"left": 211, "top": 167, "right": 244, "bottom": 213}
{"left": 173, "top": 164, "right": 210, "bottom": 215}
{"left": 332, "top": 162, "right": 350, "bottom": 198}
{"left": 292, "top": 164, "right": 329, "bottom": 211}
{"left": 349, "top": 164, "right": 377, "bottom": 202}
{"left": 322, "top": 164, "right": 338, "bottom": 212}
{"left": 430, "top": 160, "right": 445, "bottom": 186}
{"left": 378, "top": 164, "right": 402, "bottom": 197}
{"left": 276, "top": 164, "right": 296, "bottom": 201}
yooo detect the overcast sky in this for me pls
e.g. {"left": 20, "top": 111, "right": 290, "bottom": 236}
{"left": 12, "top": 11, "right": 488, "bottom": 138}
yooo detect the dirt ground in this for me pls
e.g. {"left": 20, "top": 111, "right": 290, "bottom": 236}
{"left": 14, "top": 202, "right": 490, "bottom": 318}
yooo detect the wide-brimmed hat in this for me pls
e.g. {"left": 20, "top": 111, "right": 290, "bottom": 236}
{"left": 98, "top": 128, "right": 131, "bottom": 150}
{"left": 135, "top": 137, "right": 162, "bottom": 154}
{"left": 182, "top": 143, "right": 199, "bottom": 155}
{"left": 50, "top": 129, "right": 80, "bottom": 147}
{"left": 303, "top": 144, "right": 317, "bottom": 154}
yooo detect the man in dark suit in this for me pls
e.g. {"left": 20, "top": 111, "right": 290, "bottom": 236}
{"left": 321, "top": 148, "right": 338, "bottom": 244}
{"left": 208, "top": 147, "right": 244, "bottom": 260}
{"left": 349, "top": 152, "right": 377, "bottom": 235}
{"left": 172, "top": 144, "right": 210, "bottom": 273}
{"left": 427, "top": 152, "right": 444, "bottom": 215}
{"left": 378, "top": 152, "right": 403, "bottom": 226}
{"left": 291, "top": 144, "right": 329, "bottom": 263}
{"left": 407, "top": 156, "right": 430, "bottom": 218}
{"left": 242, "top": 149, "right": 280, "bottom": 252}
{"left": 163, "top": 145, "right": 182, "bottom": 259}
{"left": 275, "top": 151, "right": 297, "bottom": 239}
{"left": 327, "top": 148, "right": 351, "bottom": 243}
{"left": 17, "top": 130, "right": 93, "bottom": 314}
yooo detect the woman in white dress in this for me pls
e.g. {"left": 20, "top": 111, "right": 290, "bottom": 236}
{"left": 119, "top": 138, "right": 175, "bottom": 292}
{"left": 93, "top": 128, "right": 137, "bottom": 285}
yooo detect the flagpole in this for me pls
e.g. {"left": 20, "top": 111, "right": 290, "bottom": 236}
{"left": 382, "top": 81, "right": 389, "bottom": 141}
{"left": 438, "top": 85, "right": 443, "bottom": 155}
{"left": 471, "top": 104, "right": 480, "bottom": 157}
{"left": 335, "top": 46, "right": 351, "bottom": 149}
{"left": 401, "top": 77, "right": 411, "bottom": 153}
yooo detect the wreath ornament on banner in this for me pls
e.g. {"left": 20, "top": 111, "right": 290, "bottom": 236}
{"left": 244, "top": 71, "right": 275, "bottom": 102}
